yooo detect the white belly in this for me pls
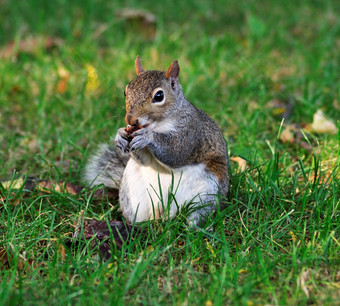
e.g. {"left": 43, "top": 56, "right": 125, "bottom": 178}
{"left": 121, "top": 158, "right": 219, "bottom": 222}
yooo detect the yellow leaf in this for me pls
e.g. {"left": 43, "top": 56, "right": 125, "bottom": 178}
{"left": 205, "top": 239, "right": 216, "bottom": 258}
{"left": 290, "top": 231, "right": 296, "bottom": 242}
{"left": 85, "top": 64, "right": 100, "bottom": 93}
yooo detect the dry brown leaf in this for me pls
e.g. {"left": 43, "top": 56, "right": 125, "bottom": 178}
{"left": 1, "top": 178, "right": 25, "bottom": 190}
{"left": 116, "top": 8, "right": 157, "bottom": 40}
{"left": 56, "top": 67, "right": 70, "bottom": 94}
{"left": 310, "top": 110, "right": 338, "bottom": 134}
{"left": 307, "top": 172, "right": 334, "bottom": 186}
{"left": 280, "top": 126, "right": 295, "bottom": 143}
{"left": 35, "top": 180, "right": 80, "bottom": 195}
{"left": 57, "top": 244, "right": 66, "bottom": 262}
{"left": 1, "top": 177, "right": 119, "bottom": 201}
{"left": 78, "top": 220, "right": 135, "bottom": 260}
{"left": 19, "top": 136, "right": 39, "bottom": 153}
{"left": 0, "top": 36, "right": 63, "bottom": 59}
{"left": 177, "top": 240, "right": 185, "bottom": 247}
{"left": 297, "top": 269, "right": 310, "bottom": 298}
{"left": 0, "top": 184, "right": 21, "bottom": 207}
{"left": 231, "top": 156, "right": 247, "bottom": 172}
{"left": 0, "top": 246, "right": 32, "bottom": 271}
{"left": 271, "top": 66, "right": 296, "bottom": 82}
{"left": 279, "top": 124, "right": 313, "bottom": 152}
{"left": 116, "top": 8, "right": 156, "bottom": 23}
{"left": 56, "top": 78, "right": 68, "bottom": 94}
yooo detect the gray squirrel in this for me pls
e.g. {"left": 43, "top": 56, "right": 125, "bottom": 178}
{"left": 85, "top": 56, "right": 229, "bottom": 226}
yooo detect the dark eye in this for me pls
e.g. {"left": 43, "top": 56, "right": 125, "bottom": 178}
{"left": 153, "top": 90, "right": 164, "bottom": 103}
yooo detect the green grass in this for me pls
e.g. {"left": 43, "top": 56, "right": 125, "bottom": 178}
{"left": 1, "top": 0, "right": 339, "bottom": 304}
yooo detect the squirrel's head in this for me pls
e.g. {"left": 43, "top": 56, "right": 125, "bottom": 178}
{"left": 124, "top": 56, "right": 183, "bottom": 128}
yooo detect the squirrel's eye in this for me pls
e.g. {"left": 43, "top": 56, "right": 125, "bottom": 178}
{"left": 153, "top": 90, "right": 164, "bottom": 103}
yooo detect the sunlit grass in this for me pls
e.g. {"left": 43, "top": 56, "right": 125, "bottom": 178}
{"left": 1, "top": 0, "right": 339, "bottom": 304}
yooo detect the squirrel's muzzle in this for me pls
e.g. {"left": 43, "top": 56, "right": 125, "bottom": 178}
{"left": 125, "top": 114, "right": 138, "bottom": 126}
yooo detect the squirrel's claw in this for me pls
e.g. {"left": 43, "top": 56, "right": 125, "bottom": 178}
{"left": 129, "top": 136, "right": 147, "bottom": 152}
{"left": 130, "top": 129, "right": 153, "bottom": 152}
{"left": 115, "top": 128, "right": 130, "bottom": 153}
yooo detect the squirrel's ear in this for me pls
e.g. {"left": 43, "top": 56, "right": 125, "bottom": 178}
{"left": 165, "top": 60, "right": 180, "bottom": 80}
{"left": 165, "top": 60, "right": 180, "bottom": 90}
{"left": 135, "top": 55, "right": 145, "bottom": 75}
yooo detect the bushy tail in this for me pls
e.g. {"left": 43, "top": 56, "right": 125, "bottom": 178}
{"left": 84, "top": 144, "right": 129, "bottom": 189}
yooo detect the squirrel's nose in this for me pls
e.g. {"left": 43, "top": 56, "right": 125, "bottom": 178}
{"left": 125, "top": 114, "right": 138, "bottom": 126}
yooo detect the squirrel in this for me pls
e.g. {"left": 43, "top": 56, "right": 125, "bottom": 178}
{"left": 84, "top": 56, "right": 229, "bottom": 226}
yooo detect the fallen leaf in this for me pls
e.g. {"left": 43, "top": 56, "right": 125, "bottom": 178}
{"left": 1, "top": 178, "right": 25, "bottom": 190}
{"left": 2, "top": 177, "right": 120, "bottom": 205}
{"left": 0, "top": 190, "right": 20, "bottom": 207}
{"left": 205, "top": 238, "right": 217, "bottom": 258}
{"left": 266, "top": 98, "right": 294, "bottom": 120}
{"left": 79, "top": 220, "right": 136, "bottom": 260}
{"left": 0, "top": 177, "right": 83, "bottom": 195}
{"left": 289, "top": 231, "right": 297, "bottom": 242}
{"left": 35, "top": 180, "right": 81, "bottom": 195}
{"left": 231, "top": 156, "right": 247, "bottom": 172}
{"left": 271, "top": 66, "right": 296, "bottom": 82}
{"left": 85, "top": 64, "right": 100, "bottom": 93}
{"left": 57, "top": 66, "right": 69, "bottom": 79}
{"left": 279, "top": 124, "right": 313, "bottom": 152}
{"left": 297, "top": 269, "right": 310, "bottom": 298}
{"left": 307, "top": 171, "right": 334, "bottom": 186}
{"left": 280, "top": 126, "right": 295, "bottom": 143}
{"left": 56, "top": 78, "right": 68, "bottom": 94}
{"left": 56, "top": 66, "right": 70, "bottom": 94}
{"left": 116, "top": 8, "right": 157, "bottom": 40}
{"left": 0, "top": 36, "right": 63, "bottom": 59}
{"left": 310, "top": 110, "right": 338, "bottom": 134}
{"left": 177, "top": 240, "right": 184, "bottom": 247}
{"left": 57, "top": 244, "right": 66, "bottom": 262}
{"left": 19, "top": 136, "right": 39, "bottom": 153}
{"left": 0, "top": 245, "right": 33, "bottom": 271}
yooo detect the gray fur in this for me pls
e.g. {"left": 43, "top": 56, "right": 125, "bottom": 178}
{"left": 84, "top": 143, "right": 129, "bottom": 188}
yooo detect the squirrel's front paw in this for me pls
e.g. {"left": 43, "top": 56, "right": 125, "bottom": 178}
{"left": 115, "top": 128, "right": 130, "bottom": 153}
{"left": 129, "top": 128, "right": 153, "bottom": 152}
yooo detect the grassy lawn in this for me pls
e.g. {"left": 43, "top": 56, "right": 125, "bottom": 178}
{"left": 1, "top": 0, "right": 339, "bottom": 304}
